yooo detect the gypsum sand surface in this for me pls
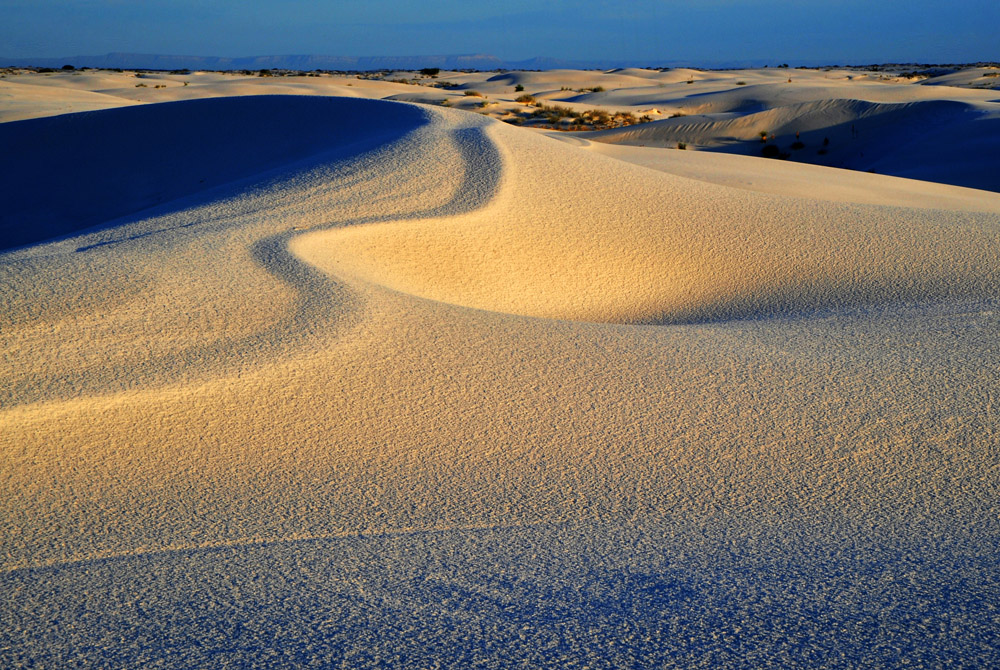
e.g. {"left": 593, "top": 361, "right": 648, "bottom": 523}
{"left": 1, "top": 93, "right": 999, "bottom": 668}
{"left": 4, "top": 64, "right": 1000, "bottom": 192}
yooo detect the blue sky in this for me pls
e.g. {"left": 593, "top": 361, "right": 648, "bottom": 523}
{"left": 3, "top": 0, "right": 997, "bottom": 64}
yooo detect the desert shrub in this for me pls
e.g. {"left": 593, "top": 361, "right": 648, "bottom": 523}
{"left": 515, "top": 94, "right": 537, "bottom": 104}
{"left": 420, "top": 68, "right": 440, "bottom": 76}
{"left": 515, "top": 84, "right": 524, "bottom": 92}
{"left": 686, "top": 79, "right": 694, "bottom": 84}
{"left": 670, "top": 112, "right": 686, "bottom": 118}
{"left": 527, "top": 104, "right": 580, "bottom": 124}
{"left": 761, "top": 144, "right": 781, "bottom": 158}
{"left": 613, "top": 111, "right": 639, "bottom": 125}
{"left": 677, "top": 142, "right": 687, "bottom": 150}
{"left": 61, "top": 64, "right": 75, "bottom": 71}
{"left": 582, "top": 109, "right": 611, "bottom": 126}
{"left": 736, "top": 81, "right": 746, "bottom": 85}
{"left": 464, "top": 90, "right": 483, "bottom": 97}
{"left": 503, "top": 117, "right": 524, "bottom": 125}
{"left": 790, "top": 141, "right": 805, "bottom": 150}
{"left": 135, "top": 83, "right": 147, "bottom": 87}
{"left": 582, "top": 86, "right": 605, "bottom": 92}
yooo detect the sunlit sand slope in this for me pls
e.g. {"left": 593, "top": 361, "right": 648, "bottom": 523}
{"left": 298, "top": 119, "right": 1000, "bottom": 324}
{"left": 2, "top": 96, "right": 998, "bottom": 668}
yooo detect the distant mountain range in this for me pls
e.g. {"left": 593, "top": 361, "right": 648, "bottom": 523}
{"left": 0, "top": 52, "right": 763, "bottom": 72}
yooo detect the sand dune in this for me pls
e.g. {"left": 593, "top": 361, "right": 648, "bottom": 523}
{"left": 2, "top": 74, "right": 999, "bottom": 667}
{"left": 299, "top": 121, "right": 1000, "bottom": 324}
{"left": 0, "top": 96, "right": 427, "bottom": 250}
{"left": 587, "top": 97, "right": 1000, "bottom": 191}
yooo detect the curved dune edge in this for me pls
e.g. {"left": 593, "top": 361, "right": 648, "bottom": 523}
{"left": 0, "top": 95, "right": 430, "bottom": 251}
{"left": 292, "top": 118, "right": 1000, "bottom": 325}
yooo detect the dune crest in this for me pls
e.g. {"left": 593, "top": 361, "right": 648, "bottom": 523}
{"left": 2, "top": 85, "right": 999, "bottom": 667}
{"left": 293, "top": 121, "right": 1000, "bottom": 324}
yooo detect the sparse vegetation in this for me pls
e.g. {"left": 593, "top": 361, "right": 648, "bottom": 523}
{"left": 736, "top": 81, "right": 747, "bottom": 85}
{"left": 515, "top": 84, "right": 524, "bottom": 92}
{"left": 761, "top": 144, "right": 789, "bottom": 159}
{"left": 677, "top": 142, "right": 687, "bottom": 150}
{"left": 515, "top": 105, "right": 645, "bottom": 130}
{"left": 419, "top": 68, "right": 440, "bottom": 76}
{"left": 463, "top": 90, "right": 483, "bottom": 97}
{"left": 515, "top": 94, "right": 537, "bottom": 105}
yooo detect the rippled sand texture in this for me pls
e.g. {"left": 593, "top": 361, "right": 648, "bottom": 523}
{"left": 2, "top": 89, "right": 999, "bottom": 668}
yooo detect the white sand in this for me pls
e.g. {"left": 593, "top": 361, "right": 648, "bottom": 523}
{"left": 1, "top": 69, "right": 999, "bottom": 668}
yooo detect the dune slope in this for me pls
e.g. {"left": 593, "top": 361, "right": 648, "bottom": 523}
{"left": 300, "top": 118, "right": 1000, "bottom": 324}
{"left": 0, "top": 96, "right": 427, "bottom": 250}
{"left": 2, "top": 95, "right": 999, "bottom": 668}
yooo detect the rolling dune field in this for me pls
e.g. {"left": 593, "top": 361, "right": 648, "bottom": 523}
{"left": 2, "top": 67, "right": 999, "bottom": 668}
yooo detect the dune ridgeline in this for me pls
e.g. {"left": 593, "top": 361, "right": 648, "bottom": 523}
{"left": 2, "top": 71, "right": 999, "bottom": 667}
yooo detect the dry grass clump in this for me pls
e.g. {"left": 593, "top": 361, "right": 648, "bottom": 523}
{"left": 513, "top": 105, "right": 649, "bottom": 131}
{"left": 515, "top": 94, "right": 538, "bottom": 105}
{"left": 463, "top": 90, "right": 484, "bottom": 97}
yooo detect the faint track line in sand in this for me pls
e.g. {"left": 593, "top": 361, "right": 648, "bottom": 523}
{"left": 0, "top": 519, "right": 562, "bottom": 575}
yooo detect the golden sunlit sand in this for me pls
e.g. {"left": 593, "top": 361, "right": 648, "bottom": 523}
{"left": 2, "top": 67, "right": 999, "bottom": 667}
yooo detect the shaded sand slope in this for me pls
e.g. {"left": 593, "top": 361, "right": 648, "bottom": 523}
{"left": 0, "top": 97, "right": 498, "bottom": 407}
{"left": 587, "top": 98, "right": 1000, "bottom": 191}
{"left": 0, "top": 96, "right": 427, "bottom": 250}
{"left": 2, "top": 97, "right": 999, "bottom": 667}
